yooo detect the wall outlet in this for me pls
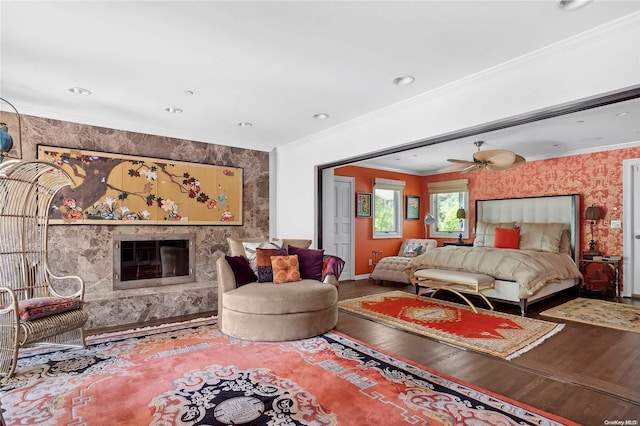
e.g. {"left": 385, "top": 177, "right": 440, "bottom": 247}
{"left": 368, "top": 259, "right": 372, "bottom": 266}
{"left": 611, "top": 220, "right": 622, "bottom": 229}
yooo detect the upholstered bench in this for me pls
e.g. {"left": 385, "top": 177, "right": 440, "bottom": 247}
{"left": 411, "top": 268, "right": 495, "bottom": 313}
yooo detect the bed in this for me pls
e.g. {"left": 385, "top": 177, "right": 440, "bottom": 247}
{"left": 370, "top": 238, "right": 437, "bottom": 284}
{"left": 406, "top": 194, "right": 583, "bottom": 314}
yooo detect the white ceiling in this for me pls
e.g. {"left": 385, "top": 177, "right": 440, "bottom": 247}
{"left": 355, "top": 96, "right": 640, "bottom": 175}
{"left": 1, "top": 1, "right": 640, "bottom": 161}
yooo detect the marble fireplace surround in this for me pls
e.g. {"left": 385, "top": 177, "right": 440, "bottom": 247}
{"left": 17, "top": 114, "right": 270, "bottom": 330}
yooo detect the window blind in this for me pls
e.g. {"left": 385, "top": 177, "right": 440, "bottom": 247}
{"left": 373, "top": 178, "right": 406, "bottom": 191}
{"left": 427, "top": 179, "right": 468, "bottom": 194}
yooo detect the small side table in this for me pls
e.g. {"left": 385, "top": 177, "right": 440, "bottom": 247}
{"left": 579, "top": 258, "right": 620, "bottom": 298}
{"left": 443, "top": 242, "right": 474, "bottom": 247}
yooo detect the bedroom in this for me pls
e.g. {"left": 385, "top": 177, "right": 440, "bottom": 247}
{"left": 1, "top": 1, "right": 640, "bottom": 424}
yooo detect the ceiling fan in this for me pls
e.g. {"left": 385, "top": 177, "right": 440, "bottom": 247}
{"left": 441, "top": 141, "right": 526, "bottom": 173}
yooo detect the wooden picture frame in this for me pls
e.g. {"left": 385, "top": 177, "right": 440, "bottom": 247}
{"left": 405, "top": 195, "right": 420, "bottom": 220}
{"left": 356, "top": 192, "right": 372, "bottom": 217}
{"left": 37, "top": 145, "right": 243, "bottom": 225}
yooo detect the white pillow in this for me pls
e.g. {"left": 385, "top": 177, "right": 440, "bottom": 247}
{"left": 242, "top": 240, "right": 283, "bottom": 273}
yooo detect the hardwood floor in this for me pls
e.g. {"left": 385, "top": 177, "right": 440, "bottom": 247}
{"left": 335, "top": 279, "right": 640, "bottom": 425}
{"left": 88, "top": 279, "right": 639, "bottom": 424}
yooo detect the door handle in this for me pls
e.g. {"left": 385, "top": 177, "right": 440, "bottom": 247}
{"left": 636, "top": 235, "right": 640, "bottom": 239}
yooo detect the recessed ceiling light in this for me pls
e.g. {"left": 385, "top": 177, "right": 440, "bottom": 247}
{"left": 237, "top": 122, "right": 253, "bottom": 127}
{"left": 615, "top": 112, "right": 629, "bottom": 117}
{"left": 184, "top": 90, "right": 194, "bottom": 96}
{"left": 555, "top": 0, "right": 593, "bottom": 11}
{"left": 68, "top": 87, "right": 91, "bottom": 95}
{"left": 165, "top": 107, "right": 183, "bottom": 114}
{"left": 392, "top": 75, "right": 415, "bottom": 86}
{"left": 312, "top": 113, "right": 329, "bottom": 120}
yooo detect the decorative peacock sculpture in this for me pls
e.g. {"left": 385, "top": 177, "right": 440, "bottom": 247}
{"left": 0, "top": 122, "right": 13, "bottom": 163}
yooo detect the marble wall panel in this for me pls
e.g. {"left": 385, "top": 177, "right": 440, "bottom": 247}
{"left": 15, "top": 114, "right": 269, "bottom": 330}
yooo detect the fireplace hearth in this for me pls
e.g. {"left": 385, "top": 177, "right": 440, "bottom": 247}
{"left": 113, "top": 234, "right": 196, "bottom": 290}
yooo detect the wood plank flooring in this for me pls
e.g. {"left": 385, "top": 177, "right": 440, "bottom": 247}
{"left": 88, "top": 279, "right": 639, "bottom": 425}
{"left": 335, "top": 279, "right": 640, "bottom": 425}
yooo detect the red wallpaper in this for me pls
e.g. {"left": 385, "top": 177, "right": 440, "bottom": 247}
{"left": 337, "top": 146, "right": 640, "bottom": 277}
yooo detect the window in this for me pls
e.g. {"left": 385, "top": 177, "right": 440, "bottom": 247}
{"left": 373, "top": 178, "right": 405, "bottom": 238}
{"left": 427, "top": 179, "right": 469, "bottom": 239}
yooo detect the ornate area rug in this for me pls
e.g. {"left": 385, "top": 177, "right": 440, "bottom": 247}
{"left": 541, "top": 297, "right": 640, "bottom": 333}
{"left": 338, "top": 291, "right": 564, "bottom": 360}
{"left": 0, "top": 317, "right": 578, "bottom": 425}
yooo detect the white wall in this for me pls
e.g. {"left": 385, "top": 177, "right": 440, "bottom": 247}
{"left": 271, "top": 13, "right": 640, "bottom": 243}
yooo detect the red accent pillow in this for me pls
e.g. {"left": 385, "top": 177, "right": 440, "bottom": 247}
{"left": 256, "top": 247, "right": 287, "bottom": 282}
{"left": 18, "top": 297, "right": 84, "bottom": 321}
{"left": 494, "top": 227, "right": 520, "bottom": 249}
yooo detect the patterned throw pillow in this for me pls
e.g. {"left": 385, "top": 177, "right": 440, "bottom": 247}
{"left": 242, "top": 241, "right": 283, "bottom": 273}
{"left": 225, "top": 255, "right": 258, "bottom": 287}
{"left": 271, "top": 255, "right": 301, "bottom": 284}
{"left": 18, "top": 297, "right": 84, "bottom": 321}
{"left": 398, "top": 243, "right": 423, "bottom": 258}
{"left": 287, "top": 245, "right": 324, "bottom": 281}
{"left": 256, "top": 247, "right": 288, "bottom": 282}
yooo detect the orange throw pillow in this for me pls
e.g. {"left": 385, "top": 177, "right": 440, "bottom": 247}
{"left": 494, "top": 227, "right": 520, "bottom": 249}
{"left": 271, "top": 255, "right": 301, "bottom": 284}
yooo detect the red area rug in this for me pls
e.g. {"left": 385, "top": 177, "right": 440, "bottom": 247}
{"left": 339, "top": 291, "right": 564, "bottom": 360}
{"left": 0, "top": 317, "right": 577, "bottom": 425}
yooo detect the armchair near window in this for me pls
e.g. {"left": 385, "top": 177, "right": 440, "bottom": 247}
{"left": 0, "top": 161, "right": 88, "bottom": 377}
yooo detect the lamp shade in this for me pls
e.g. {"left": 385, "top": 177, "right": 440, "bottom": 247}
{"left": 585, "top": 205, "right": 601, "bottom": 221}
{"left": 456, "top": 208, "right": 466, "bottom": 219}
{"left": 424, "top": 213, "right": 436, "bottom": 225}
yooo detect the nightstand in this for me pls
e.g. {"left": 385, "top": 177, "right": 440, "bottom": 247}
{"left": 443, "top": 242, "right": 474, "bottom": 247}
{"left": 579, "top": 257, "right": 620, "bottom": 298}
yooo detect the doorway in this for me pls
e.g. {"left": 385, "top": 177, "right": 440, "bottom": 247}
{"left": 623, "top": 158, "right": 640, "bottom": 298}
{"left": 331, "top": 176, "right": 355, "bottom": 280}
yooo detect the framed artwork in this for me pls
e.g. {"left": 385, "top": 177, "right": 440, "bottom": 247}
{"left": 405, "top": 195, "right": 420, "bottom": 220}
{"left": 356, "top": 192, "right": 372, "bottom": 217}
{"left": 37, "top": 145, "right": 243, "bottom": 225}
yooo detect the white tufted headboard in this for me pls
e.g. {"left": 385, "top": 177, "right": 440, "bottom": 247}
{"left": 475, "top": 194, "right": 580, "bottom": 263}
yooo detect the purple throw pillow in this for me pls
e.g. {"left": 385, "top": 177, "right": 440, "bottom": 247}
{"left": 287, "top": 245, "right": 324, "bottom": 281}
{"left": 225, "top": 255, "right": 257, "bottom": 287}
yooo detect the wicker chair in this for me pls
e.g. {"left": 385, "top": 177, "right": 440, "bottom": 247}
{"left": 0, "top": 160, "right": 88, "bottom": 377}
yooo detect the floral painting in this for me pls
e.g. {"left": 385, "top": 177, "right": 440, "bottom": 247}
{"left": 37, "top": 146, "right": 243, "bottom": 225}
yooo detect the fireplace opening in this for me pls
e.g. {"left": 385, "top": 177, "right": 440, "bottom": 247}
{"left": 113, "top": 234, "right": 196, "bottom": 290}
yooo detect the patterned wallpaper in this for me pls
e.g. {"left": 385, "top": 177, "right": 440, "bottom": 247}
{"left": 476, "top": 148, "right": 639, "bottom": 256}
{"left": 338, "top": 146, "right": 640, "bottom": 278}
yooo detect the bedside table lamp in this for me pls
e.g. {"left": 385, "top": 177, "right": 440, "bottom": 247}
{"left": 585, "top": 205, "right": 601, "bottom": 252}
{"left": 456, "top": 208, "right": 466, "bottom": 245}
{"left": 424, "top": 213, "right": 436, "bottom": 238}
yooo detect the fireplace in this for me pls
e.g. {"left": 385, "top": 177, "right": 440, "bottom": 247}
{"left": 113, "top": 234, "right": 196, "bottom": 290}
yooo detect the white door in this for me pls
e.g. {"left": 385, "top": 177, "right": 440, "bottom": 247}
{"left": 623, "top": 159, "right": 640, "bottom": 297}
{"left": 333, "top": 177, "right": 354, "bottom": 280}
